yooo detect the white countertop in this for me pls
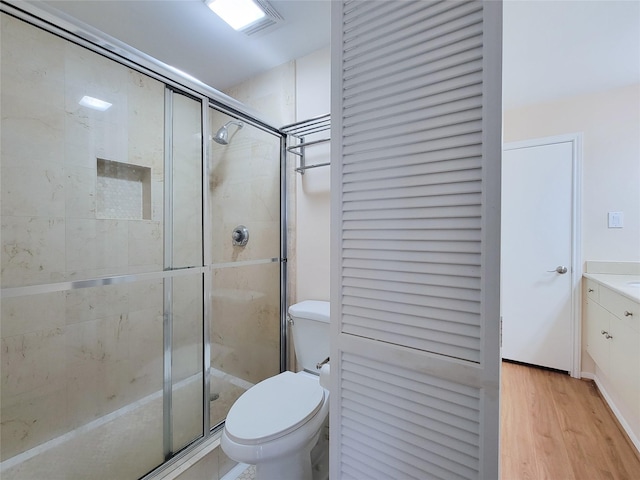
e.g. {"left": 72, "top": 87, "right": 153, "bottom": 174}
{"left": 583, "top": 273, "right": 640, "bottom": 303}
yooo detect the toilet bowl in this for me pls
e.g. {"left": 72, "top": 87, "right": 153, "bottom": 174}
{"left": 221, "top": 371, "right": 328, "bottom": 480}
{"left": 221, "top": 301, "right": 330, "bottom": 480}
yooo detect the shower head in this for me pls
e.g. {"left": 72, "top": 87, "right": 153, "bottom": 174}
{"left": 213, "top": 120, "right": 244, "bottom": 145}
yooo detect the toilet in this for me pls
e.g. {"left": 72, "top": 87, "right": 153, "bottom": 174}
{"left": 221, "top": 301, "right": 330, "bottom": 480}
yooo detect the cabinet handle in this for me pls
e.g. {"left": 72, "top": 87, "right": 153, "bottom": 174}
{"left": 624, "top": 311, "right": 633, "bottom": 317}
{"left": 588, "top": 288, "right": 594, "bottom": 292}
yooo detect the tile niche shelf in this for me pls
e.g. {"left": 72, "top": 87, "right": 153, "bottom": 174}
{"left": 97, "top": 158, "right": 151, "bottom": 220}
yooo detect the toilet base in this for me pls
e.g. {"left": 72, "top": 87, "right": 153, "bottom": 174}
{"left": 255, "top": 443, "right": 314, "bottom": 480}
{"left": 310, "top": 415, "right": 329, "bottom": 480}
{"left": 255, "top": 418, "right": 329, "bottom": 480}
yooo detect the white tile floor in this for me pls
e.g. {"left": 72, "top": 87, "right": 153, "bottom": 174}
{"left": 221, "top": 463, "right": 255, "bottom": 480}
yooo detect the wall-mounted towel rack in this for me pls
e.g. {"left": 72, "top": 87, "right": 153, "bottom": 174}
{"left": 281, "top": 114, "right": 330, "bottom": 174}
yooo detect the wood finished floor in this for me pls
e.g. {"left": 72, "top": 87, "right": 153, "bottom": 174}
{"left": 501, "top": 361, "right": 640, "bottom": 480}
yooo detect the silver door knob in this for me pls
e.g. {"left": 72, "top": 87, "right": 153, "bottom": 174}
{"left": 547, "top": 266, "right": 568, "bottom": 274}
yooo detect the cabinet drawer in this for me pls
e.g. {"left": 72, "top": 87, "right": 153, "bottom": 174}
{"left": 600, "top": 286, "right": 640, "bottom": 333}
{"left": 584, "top": 278, "right": 599, "bottom": 303}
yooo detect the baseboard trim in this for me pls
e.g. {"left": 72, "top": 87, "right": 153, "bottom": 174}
{"left": 586, "top": 373, "right": 640, "bottom": 455}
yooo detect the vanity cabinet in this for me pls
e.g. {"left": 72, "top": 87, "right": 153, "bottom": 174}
{"left": 585, "top": 298, "right": 610, "bottom": 376}
{"left": 584, "top": 277, "right": 640, "bottom": 436}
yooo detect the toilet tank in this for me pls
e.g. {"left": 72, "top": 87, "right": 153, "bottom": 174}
{"left": 288, "top": 301, "right": 330, "bottom": 373}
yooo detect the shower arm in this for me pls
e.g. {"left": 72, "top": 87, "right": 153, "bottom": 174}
{"left": 225, "top": 120, "right": 244, "bottom": 129}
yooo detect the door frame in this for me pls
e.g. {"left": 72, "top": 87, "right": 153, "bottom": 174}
{"left": 503, "top": 133, "right": 583, "bottom": 378}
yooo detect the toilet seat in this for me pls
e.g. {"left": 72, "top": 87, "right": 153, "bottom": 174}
{"left": 224, "top": 371, "right": 325, "bottom": 445}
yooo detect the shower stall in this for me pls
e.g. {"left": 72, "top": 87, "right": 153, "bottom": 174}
{"left": 0, "top": 5, "right": 286, "bottom": 479}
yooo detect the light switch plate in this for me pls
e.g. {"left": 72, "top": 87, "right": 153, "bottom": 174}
{"left": 608, "top": 211, "right": 624, "bottom": 228}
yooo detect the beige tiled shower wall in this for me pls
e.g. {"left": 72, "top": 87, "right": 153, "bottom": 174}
{"left": 1, "top": 13, "right": 167, "bottom": 464}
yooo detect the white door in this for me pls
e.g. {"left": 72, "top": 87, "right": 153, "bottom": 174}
{"left": 331, "top": 1, "right": 502, "bottom": 478}
{"left": 501, "top": 138, "right": 578, "bottom": 373}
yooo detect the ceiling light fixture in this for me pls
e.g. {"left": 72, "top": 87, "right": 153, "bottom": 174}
{"left": 79, "top": 95, "right": 112, "bottom": 111}
{"left": 206, "top": 0, "right": 266, "bottom": 31}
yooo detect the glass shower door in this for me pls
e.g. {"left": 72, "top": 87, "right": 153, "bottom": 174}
{"left": 207, "top": 108, "right": 283, "bottom": 428}
{"left": 0, "top": 15, "right": 167, "bottom": 478}
{"left": 167, "top": 91, "right": 205, "bottom": 453}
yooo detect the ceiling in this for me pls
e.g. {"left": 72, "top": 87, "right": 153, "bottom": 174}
{"left": 40, "top": 0, "right": 331, "bottom": 91}
{"left": 38, "top": 0, "right": 640, "bottom": 110}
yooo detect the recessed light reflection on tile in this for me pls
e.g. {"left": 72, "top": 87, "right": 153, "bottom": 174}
{"left": 79, "top": 95, "right": 112, "bottom": 111}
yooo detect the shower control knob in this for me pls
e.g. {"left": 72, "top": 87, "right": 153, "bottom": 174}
{"left": 232, "top": 225, "right": 249, "bottom": 247}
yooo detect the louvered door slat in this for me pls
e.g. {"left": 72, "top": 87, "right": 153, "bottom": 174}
{"left": 343, "top": 193, "right": 482, "bottom": 212}
{"left": 342, "top": 417, "right": 477, "bottom": 477}
{"left": 342, "top": 287, "right": 480, "bottom": 316}
{"left": 342, "top": 133, "right": 483, "bottom": 164}
{"left": 344, "top": 7, "right": 483, "bottom": 72}
{"left": 344, "top": 50, "right": 483, "bottom": 103}
{"left": 343, "top": 249, "right": 481, "bottom": 266}
{"left": 343, "top": 169, "right": 482, "bottom": 193}
{"left": 343, "top": 266, "right": 479, "bottom": 288}
{"left": 342, "top": 297, "right": 480, "bottom": 326}
{"left": 342, "top": 0, "right": 413, "bottom": 31}
{"left": 331, "top": 0, "right": 502, "bottom": 477}
{"left": 337, "top": 353, "right": 482, "bottom": 479}
{"left": 344, "top": 109, "right": 483, "bottom": 148}
{"left": 343, "top": 304, "right": 480, "bottom": 332}
{"left": 343, "top": 204, "right": 481, "bottom": 220}
{"left": 344, "top": 95, "right": 483, "bottom": 138}
{"left": 343, "top": 239, "right": 481, "bottom": 255}
{"left": 343, "top": 2, "right": 481, "bottom": 59}
{"left": 343, "top": 70, "right": 483, "bottom": 120}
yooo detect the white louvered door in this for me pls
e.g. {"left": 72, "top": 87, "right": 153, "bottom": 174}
{"left": 330, "top": 1, "right": 502, "bottom": 479}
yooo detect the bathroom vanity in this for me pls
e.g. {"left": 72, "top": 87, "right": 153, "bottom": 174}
{"left": 583, "top": 264, "right": 640, "bottom": 452}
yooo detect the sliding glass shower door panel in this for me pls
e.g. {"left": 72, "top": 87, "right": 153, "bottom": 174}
{"left": 208, "top": 109, "right": 281, "bottom": 264}
{"left": 167, "top": 92, "right": 205, "bottom": 452}
{"left": 207, "top": 108, "right": 282, "bottom": 429}
{"left": 171, "top": 92, "right": 203, "bottom": 269}
{"left": 170, "top": 274, "right": 205, "bottom": 451}
{"left": 1, "top": 13, "right": 206, "bottom": 478}
{"left": 0, "top": 279, "right": 165, "bottom": 480}
{"left": 209, "top": 262, "right": 281, "bottom": 428}
{"left": 1, "top": 13, "right": 167, "bottom": 478}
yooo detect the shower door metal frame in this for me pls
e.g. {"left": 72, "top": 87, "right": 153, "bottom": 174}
{"left": 1, "top": 1, "right": 290, "bottom": 477}
{"left": 163, "top": 86, "right": 176, "bottom": 459}
{"left": 164, "top": 86, "right": 211, "bottom": 458}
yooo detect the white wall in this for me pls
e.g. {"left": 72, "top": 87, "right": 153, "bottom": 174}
{"left": 294, "top": 48, "right": 331, "bottom": 302}
{"left": 504, "top": 84, "right": 640, "bottom": 265}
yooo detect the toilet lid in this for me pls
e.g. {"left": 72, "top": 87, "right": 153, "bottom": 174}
{"left": 225, "top": 371, "right": 325, "bottom": 445}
